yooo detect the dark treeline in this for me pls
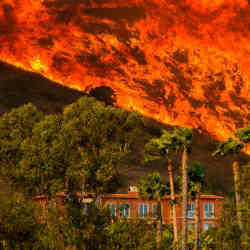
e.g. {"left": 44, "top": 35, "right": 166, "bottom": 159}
{"left": 0, "top": 97, "right": 249, "bottom": 249}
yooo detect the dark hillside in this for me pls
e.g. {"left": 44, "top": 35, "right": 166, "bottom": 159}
{"left": 0, "top": 61, "right": 248, "bottom": 195}
{"left": 0, "top": 61, "right": 83, "bottom": 115}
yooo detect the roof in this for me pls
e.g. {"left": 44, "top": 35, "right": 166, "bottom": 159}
{"left": 102, "top": 193, "right": 224, "bottom": 200}
{"left": 33, "top": 192, "right": 224, "bottom": 200}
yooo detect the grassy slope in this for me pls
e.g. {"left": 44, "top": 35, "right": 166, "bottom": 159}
{"left": 0, "top": 61, "right": 248, "bottom": 194}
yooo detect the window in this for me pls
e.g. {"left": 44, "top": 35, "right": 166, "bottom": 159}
{"left": 107, "top": 203, "right": 116, "bottom": 216}
{"left": 139, "top": 204, "right": 149, "bottom": 217}
{"left": 187, "top": 203, "right": 195, "bottom": 218}
{"left": 204, "top": 203, "right": 214, "bottom": 218}
{"left": 204, "top": 222, "right": 214, "bottom": 231}
{"left": 152, "top": 204, "right": 158, "bottom": 218}
{"left": 120, "top": 203, "right": 130, "bottom": 218}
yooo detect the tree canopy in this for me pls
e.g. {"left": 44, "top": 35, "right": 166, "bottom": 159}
{"left": 0, "top": 97, "right": 144, "bottom": 198}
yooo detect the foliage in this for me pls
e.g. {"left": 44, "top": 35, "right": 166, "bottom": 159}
{"left": 0, "top": 103, "right": 43, "bottom": 179}
{"left": 137, "top": 172, "right": 168, "bottom": 201}
{"left": 0, "top": 97, "right": 145, "bottom": 199}
{"left": 188, "top": 162, "right": 205, "bottom": 184}
{"left": 235, "top": 125, "right": 250, "bottom": 143}
{"left": 106, "top": 219, "right": 157, "bottom": 250}
{"left": 201, "top": 163, "right": 250, "bottom": 249}
{"left": 144, "top": 127, "right": 192, "bottom": 162}
{"left": 240, "top": 162, "right": 250, "bottom": 248}
{"left": 60, "top": 200, "right": 112, "bottom": 250}
{"left": 188, "top": 161, "right": 206, "bottom": 199}
{"left": 161, "top": 224, "right": 175, "bottom": 249}
{"left": 212, "top": 138, "right": 244, "bottom": 156}
{"left": 200, "top": 198, "right": 242, "bottom": 250}
{"left": 0, "top": 192, "right": 43, "bottom": 249}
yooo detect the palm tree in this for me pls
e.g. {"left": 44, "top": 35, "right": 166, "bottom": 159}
{"left": 168, "top": 162, "right": 178, "bottom": 245}
{"left": 213, "top": 137, "right": 244, "bottom": 232}
{"left": 171, "top": 128, "right": 192, "bottom": 250}
{"left": 188, "top": 162, "right": 205, "bottom": 250}
{"left": 137, "top": 172, "right": 168, "bottom": 248}
{"left": 144, "top": 127, "right": 192, "bottom": 250}
{"left": 144, "top": 130, "right": 178, "bottom": 246}
{"left": 194, "top": 184, "right": 201, "bottom": 250}
{"left": 213, "top": 125, "right": 250, "bottom": 235}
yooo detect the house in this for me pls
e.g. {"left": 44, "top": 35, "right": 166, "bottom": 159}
{"left": 34, "top": 188, "right": 224, "bottom": 232}
{"left": 99, "top": 188, "right": 224, "bottom": 232}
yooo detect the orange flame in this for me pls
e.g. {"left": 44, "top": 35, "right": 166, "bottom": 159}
{"left": 0, "top": 0, "right": 249, "bottom": 152}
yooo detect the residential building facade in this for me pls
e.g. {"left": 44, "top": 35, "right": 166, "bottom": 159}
{"left": 100, "top": 191, "right": 224, "bottom": 232}
{"left": 34, "top": 189, "right": 224, "bottom": 232}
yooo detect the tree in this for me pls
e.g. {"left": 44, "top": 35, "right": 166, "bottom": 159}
{"left": 62, "top": 97, "right": 143, "bottom": 200}
{"left": 175, "top": 128, "right": 193, "bottom": 250}
{"left": 188, "top": 162, "right": 206, "bottom": 250}
{"left": 212, "top": 127, "right": 248, "bottom": 235}
{"left": 200, "top": 198, "right": 242, "bottom": 250}
{"left": 144, "top": 130, "right": 179, "bottom": 246}
{"left": 0, "top": 192, "right": 42, "bottom": 249}
{"left": 0, "top": 103, "right": 44, "bottom": 186}
{"left": 137, "top": 172, "right": 168, "bottom": 247}
{"left": 239, "top": 161, "right": 250, "bottom": 248}
{"left": 144, "top": 127, "right": 193, "bottom": 250}
{"left": 1, "top": 97, "right": 143, "bottom": 200}
{"left": 189, "top": 161, "right": 250, "bottom": 250}
{"left": 106, "top": 218, "right": 157, "bottom": 250}
{"left": 235, "top": 125, "right": 250, "bottom": 144}
{"left": 0, "top": 97, "right": 146, "bottom": 248}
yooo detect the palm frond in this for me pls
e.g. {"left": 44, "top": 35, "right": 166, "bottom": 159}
{"left": 212, "top": 138, "right": 244, "bottom": 156}
{"left": 236, "top": 125, "right": 250, "bottom": 143}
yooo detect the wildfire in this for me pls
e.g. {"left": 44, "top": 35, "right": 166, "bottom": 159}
{"left": 0, "top": 0, "right": 249, "bottom": 151}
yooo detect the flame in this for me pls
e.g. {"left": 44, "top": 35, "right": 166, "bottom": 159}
{"left": 0, "top": 0, "right": 249, "bottom": 153}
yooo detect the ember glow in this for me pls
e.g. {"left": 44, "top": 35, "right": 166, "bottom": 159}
{"left": 0, "top": 0, "right": 249, "bottom": 145}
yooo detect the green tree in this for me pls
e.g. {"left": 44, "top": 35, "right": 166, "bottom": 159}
{"left": 0, "top": 103, "right": 43, "bottom": 186}
{"left": 188, "top": 162, "right": 206, "bottom": 250}
{"left": 172, "top": 128, "right": 192, "bottom": 250}
{"left": 200, "top": 198, "right": 242, "bottom": 250}
{"left": 144, "top": 127, "right": 193, "bottom": 250}
{"left": 241, "top": 162, "right": 250, "bottom": 248}
{"left": 62, "top": 97, "right": 143, "bottom": 199}
{"left": 2, "top": 97, "right": 142, "bottom": 200}
{"left": 0, "top": 192, "right": 42, "bottom": 249}
{"left": 0, "top": 97, "right": 147, "bottom": 249}
{"left": 144, "top": 129, "right": 179, "bottom": 246}
{"left": 212, "top": 125, "right": 250, "bottom": 235}
{"left": 106, "top": 218, "right": 157, "bottom": 250}
{"left": 197, "top": 162, "right": 250, "bottom": 250}
{"left": 137, "top": 172, "right": 168, "bottom": 248}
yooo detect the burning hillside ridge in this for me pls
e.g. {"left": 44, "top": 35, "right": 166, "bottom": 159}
{"left": 0, "top": 0, "right": 249, "bottom": 142}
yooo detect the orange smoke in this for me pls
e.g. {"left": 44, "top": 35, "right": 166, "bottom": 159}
{"left": 0, "top": 0, "right": 249, "bottom": 151}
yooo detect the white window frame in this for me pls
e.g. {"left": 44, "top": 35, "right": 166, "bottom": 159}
{"left": 138, "top": 203, "right": 149, "bottom": 217}
{"left": 204, "top": 203, "right": 214, "bottom": 218}
{"left": 107, "top": 202, "right": 116, "bottom": 216}
{"left": 187, "top": 203, "right": 195, "bottom": 218}
{"left": 120, "top": 203, "right": 130, "bottom": 218}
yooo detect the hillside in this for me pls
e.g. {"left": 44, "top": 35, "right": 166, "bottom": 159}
{"left": 1, "top": 0, "right": 249, "bottom": 142}
{"left": 0, "top": 61, "right": 84, "bottom": 115}
{"left": 0, "top": 61, "right": 248, "bottom": 194}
